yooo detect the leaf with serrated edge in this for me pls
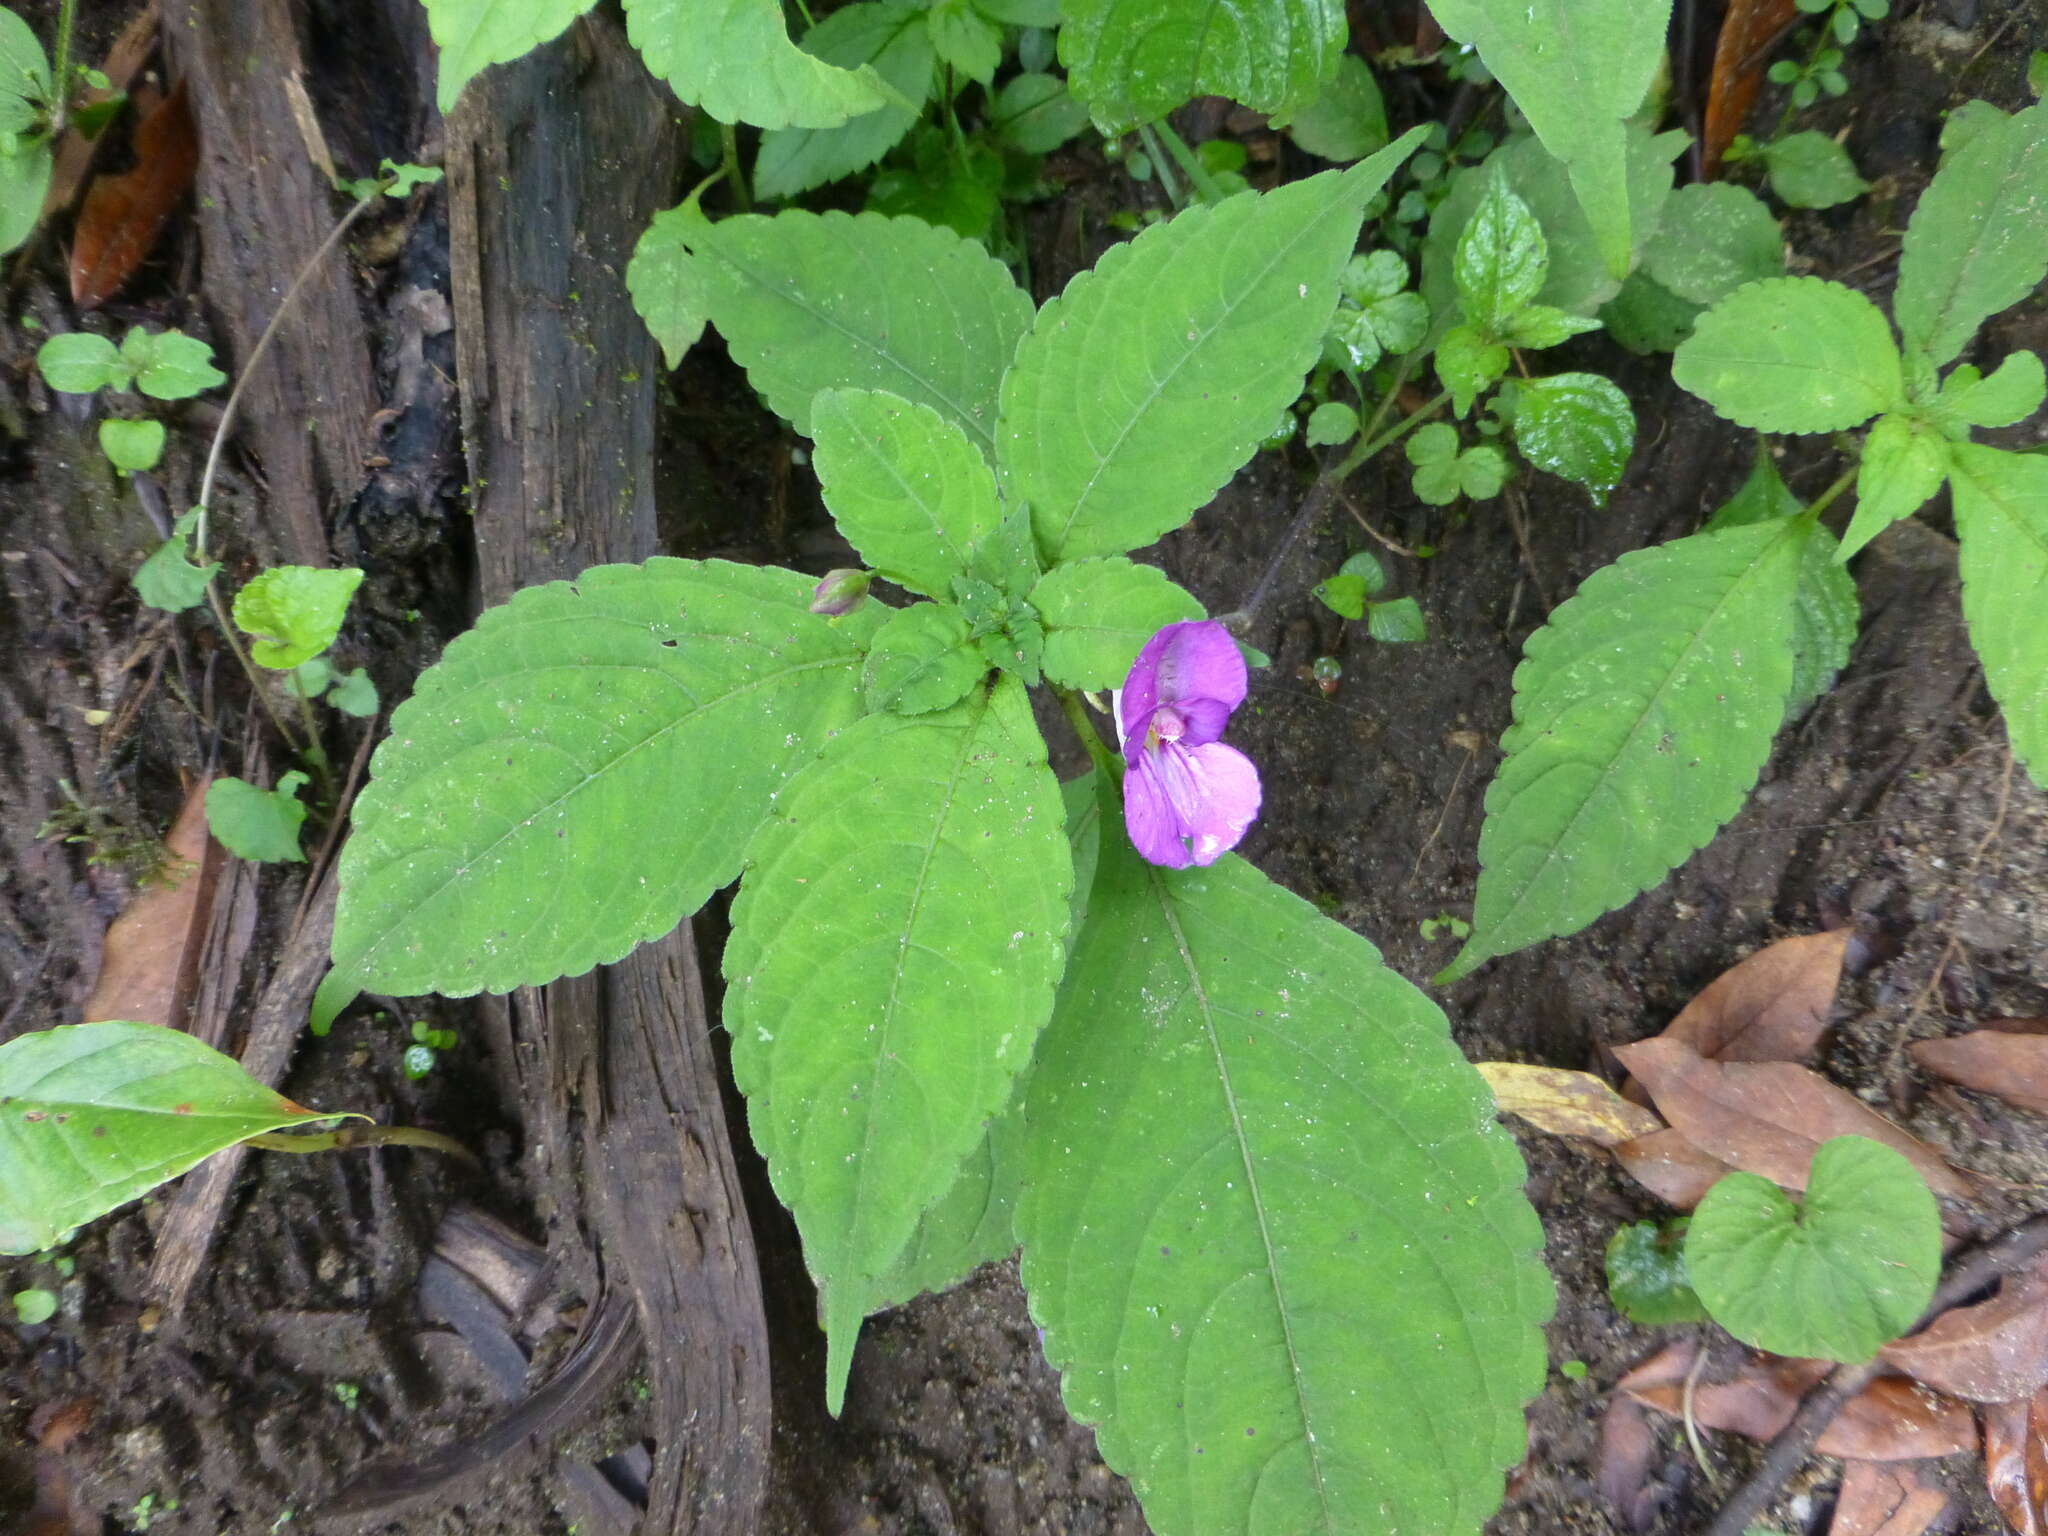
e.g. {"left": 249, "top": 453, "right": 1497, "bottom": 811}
{"left": 424, "top": 0, "right": 597, "bottom": 114}
{"left": 754, "top": 2, "right": 935, "bottom": 201}
{"left": 861, "top": 602, "right": 986, "bottom": 714}
{"left": 1673, "top": 277, "right": 1902, "bottom": 434}
{"left": 1951, "top": 444, "right": 2048, "bottom": 788}
{"left": 1001, "top": 137, "right": 1422, "bottom": 565}
{"left": 1058, "top": 0, "right": 1343, "bottom": 135}
{"left": 1442, "top": 517, "right": 1811, "bottom": 982}
{"left": 623, "top": 0, "right": 888, "bottom": 129}
{"left": 1019, "top": 833, "right": 1550, "bottom": 1533}
{"left": 871, "top": 1101, "right": 1024, "bottom": 1310}
{"left": 1029, "top": 558, "right": 1204, "bottom": 690}
{"left": 726, "top": 676, "right": 1070, "bottom": 1412}
{"left": 1840, "top": 414, "right": 1949, "bottom": 560}
{"left": 627, "top": 205, "right": 1032, "bottom": 452}
{"left": 1511, "top": 372, "right": 1634, "bottom": 502}
{"left": 1641, "top": 182, "right": 1785, "bottom": 307}
{"left": 318, "top": 560, "right": 881, "bottom": 1027}
{"left": 0, "top": 1022, "right": 336, "bottom": 1254}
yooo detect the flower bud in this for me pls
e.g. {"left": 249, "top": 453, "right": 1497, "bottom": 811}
{"left": 808, "top": 568, "right": 872, "bottom": 617}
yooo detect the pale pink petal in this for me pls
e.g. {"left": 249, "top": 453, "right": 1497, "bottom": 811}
{"left": 1123, "top": 753, "right": 1193, "bottom": 868}
{"left": 1180, "top": 742, "right": 1260, "bottom": 864}
{"left": 1153, "top": 622, "right": 1247, "bottom": 714}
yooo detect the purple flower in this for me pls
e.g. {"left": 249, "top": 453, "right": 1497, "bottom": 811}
{"left": 1113, "top": 620, "right": 1262, "bottom": 868}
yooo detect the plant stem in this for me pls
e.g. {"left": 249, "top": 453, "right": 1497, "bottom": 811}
{"left": 247, "top": 1124, "right": 481, "bottom": 1168}
{"left": 1804, "top": 463, "right": 1858, "bottom": 521}
{"left": 1150, "top": 119, "right": 1229, "bottom": 204}
{"left": 1057, "top": 688, "right": 1122, "bottom": 782}
{"left": 719, "top": 121, "right": 752, "bottom": 212}
{"left": 47, "top": 0, "right": 77, "bottom": 137}
{"left": 1135, "top": 123, "right": 1185, "bottom": 209}
{"left": 1338, "top": 387, "right": 1453, "bottom": 477}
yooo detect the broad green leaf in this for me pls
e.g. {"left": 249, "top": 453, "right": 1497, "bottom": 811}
{"left": 977, "top": 0, "right": 1060, "bottom": 23}
{"left": 36, "top": 331, "right": 127, "bottom": 393}
{"left": 120, "top": 328, "right": 226, "bottom": 400}
{"left": 1304, "top": 399, "right": 1358, "bottom": 446}
{"left": 422, "top": 0, "right": 597, "bottom": 114}
{"left": 232, "top": 566, "right": 363, "bottom": 669}
{"left": 1839, "top": 414, "right": 1949, "bottom": 560}
{"left": 1057, "top": 0, "right": 1344, "bottom": 136}
{"left": 0, "top": 9, "right": 50, "bottom": 114}
{"left": 99, "top": 418, "right": 165, "bottom": 472}
{"left": 1282, "top": 53, "right": 1387, "bottom": 164}
{"left": 1436, "top": 324, "right": 1509, "bottom": 416}
{"left": 1501, "top": 304, "right": 1602, "bottom": 349}
{"left": 1686, "top": 1136, "right": 1939, "bottom": 1362}
{"left": 1028, "top": 557, "right": 1204, "bottom": 690}
{"left": 1673, "top": 277, "right": 1902, "bottom": 434}
{"left": 1510, "top": 372, "right": 1634, "bottom": 503}
{"left": 1441, "top": 516, "right": 1812, "bottom": 982}
{"left": 990, "top": 72, "right": 1090, "bottom": 155}
{"left": 1605, "top": 1220, "right": 1707, "bottom": 1326}
{"left": 725, "top": 677, "right": 1070, "bottom": 1411}
{"left": 1641, "top": 183, "right": 1786, "bottom": 307}
{"left": 0, "top": 134, "right": 50, "bottom": 257}
{"left": 1000, "top": 142, "right": 1421, "bottom": 564}
{"left": 861, "top": 601, "right": 986, "bottom": 713}
{"left": 927, "top": 0, "right": 1000, "bottom": 84}
{"left": 206, "top": 772, "right": 310, "bottom": 864}
{"left": 1760, "top": 131, "right": 1870, "bottom": 210}
{"left": 623, "top": 0, "right": 890, "bottom": 130}
{"left": 1950, "top": 444, "right": 2048, "bottom": 786}
{"left": 1936, "top": 350, "right": 2046, "bottom": 431}
{"left": 1018, "top": 836, "right": 1550, "bottom": 1535}
{"left": 871, "top": 1102, "right": 1024, "bottom": 1310}
{"left": 626, "top": 204, "right": 1032, "bottom": 454}
{"left": 1425, "top": 0, "right": 1674, "bottom": 277}
{"left": 1895, "top": 101, "right": 2048, "bottom": 366}
{"left": 0, "top": 1021, "right": 334, "bottom": 1255}
{"left": 133, "top": 508, "right": 219, "bottom": 614}
{"left": 1454, "top": 173, "right": 1547, "bottom": 334}
{"left": 318, "top": 560, "right": 882, "bottom": 1027}
{"left": 754, "top": 2, "right": 935, "bottom": 200}
{"left": 1599, "top": 270, "right": 1703, "bottom": 355}
{"left": 1368, "top": 594, "right": 1426, "bottom": 642}
{"left": 810, "top": 388, "right": 1001, "bottom": 597}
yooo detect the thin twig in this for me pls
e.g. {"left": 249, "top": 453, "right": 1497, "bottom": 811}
{"left": 1339, "top": 489, "right": 1417, "bottom": 558}
{"left": 1681, "top": 1339, "right": 1722, "bottom": 1490}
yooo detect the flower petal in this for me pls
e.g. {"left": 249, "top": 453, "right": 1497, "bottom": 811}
{"left": 1122, "top": 740, "right": 1262, "bottom": 868}
{"left": 1153, "top": 621, "right": 1247, "bottom": 714}
{"left": 1180, "top": 741, "right": 1261, "bottom": 864}
{"left": 1123, "top": 752, "right": 1194, "bottom": 868}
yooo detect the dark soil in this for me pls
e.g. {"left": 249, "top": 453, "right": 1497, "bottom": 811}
{"left": 4, "top": 2, "right": 2048, "bottom": 1534}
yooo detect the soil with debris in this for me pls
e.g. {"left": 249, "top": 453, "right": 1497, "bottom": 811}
{"left": 3, "top": 1, "right": 2047, "bottom": 1534}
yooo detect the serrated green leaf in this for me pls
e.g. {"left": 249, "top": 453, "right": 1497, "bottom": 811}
{"left": 1342, "top": 247, "right": 1406, "bottom": 305}
{"left": 1938, "top": 350, "right": 2046, "bottom": 430}
{"left": 0, "top": 134, "right": 50, "bottom": 258}
{"left": 0, "top": 1021, "right": 335, "bottom": 1255}
{"left": 862, "top": 601, "right": 986, "bottom": 713}
{"left": 1425, "top": 0, "right": 1673, "bottom": 278}
{"left": 1454, "top": 173, "right": 1547, "bottom": 334}
{"left": 98, "top": 417, "right": 165, "bottom": 472}
{"left": 810, "top": 388, "right": 1002, "bottom": 598}
{"left": 133, "top": 509, "right": 219, "bottom": 615}
{"left": 1673, "top": 277, "right": 1902, "bottom": 434}
{"left": 231, "top": 566, "right": 363, "bottom": 669}
{"left": 1058, "top": 0, "right": 1344, "bottom": 136}
{"left": 36, "top": 331, "right": 128, "bottom": 394}
{"left": 927, "top": 0, "right": 1000, "bottom": 83}
{"left": 627, "top": 205, "right": 1032, "bottom": 453}
{"left": 1282, "top": 53, "right": 1387, "bottom": 164}
{"left": 1641, "top": 182, "right": 1786, "bottom": 306}
{"left": 754, "top": 3, "right": 936, "bottom": 201}
{"left": 1511, "top": 372, "right": 1634, "bottom": 503}
{"left": 991, "top": 72, "right": 1090, "bottom": 155}
{"left": 870, "top": 1101, "right": 1024, "bottom": 1310}
{"left": 1441, "top": 517, "right": 1812, "bottom": 981}
{"left": 1028, "top": 557, "right": 1205, "bottom": 689}
{"left": 1605, "top": 1220, "right": 1708, "bottom": 1326}
{"left": 206, "top": 772, "right": 310, "bottom": 864}
{"left": 623, "top": 0, "right": 890, "bottom": 130}
{"left": 422, "top": 0, "right": 597, "bottom": 114}
{"left": 1839, "top": 414, "right": 1949, "bottom": 559}
{"left": 1599, "top": 270, "right": 1703, "bottom": 355}
{"left": 1686, "top": 1136, "right": 1938, "bottom": 1362}
{"left": 1760, "top": 130, "right": 1870, "bottom": 210}
{"left": 1895, "top": 101, "right": 2048, "bottom": 367}
{"left": 1436, "top": 324, "right": 1509, "bottom": 415}
{"left": 1018, "top": 840, "right": 1550, "bottom": 1535}
{"left": 120, "top": 327, "right": 226, "bottom": 400}
{"left": 1304, "top": 399, "right": 1358, "bottom": 446}
{"left": 318, "top": 560, "right": 882, "bottom": 1027}
{"left": 1951, "top": 443, "right": 2048, "bottom": 786}
{"left": 726, "top": 677, "right": 1070, "bottom": 1411}
{"left": 1502, "top": 305, "right": 1602, "bottom": 349}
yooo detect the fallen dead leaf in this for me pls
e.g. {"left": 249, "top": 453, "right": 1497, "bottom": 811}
{"left": 1660, "top": 929, "right": 1850, "bottom": 1064}
{"left": 1476, "top": 1061, "right": 1665, "bottom": 1146}
{"left": 1703, "top": 0, "right": 1801, "bottom": 177}
{"left": 1595, "top": 1392, "right": 1663, "bottom": 1533}
{"left": 79, "top": 776, "right": 219, "bottom": 1028}
{"left": 1880, "top": 1255, "right": 2048, "bottom": 1403}
{"left": 71, "top": 81, "right": 198, "bottom": 309}
{"left": 1985, "top": 1388, "right": 2048, "bottom": 1536}
{"left": 26, "top": 1397, "right": 93, "bottom": 1536}
{"left": 1914, "top": 1032, "right": 2048, "bottom": 1117}
{"left": 1614, "top": 1037, "right": 1975, "bottom": 1200}
{"left": 1829, "top": 1459, "right": 1949, "bottom": 1536}
{"left": 1611, "top": 1126, "right": 1732, "bottom": 1211}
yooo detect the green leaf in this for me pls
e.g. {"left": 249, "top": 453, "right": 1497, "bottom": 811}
{"left": 422, "top": 0, "right": 597, "bottom": 113}
{"left": 231, "top": 566, "right": 363, "bottom": 669}
{"left": 0, "top": 9, "right": 50, "bottom": 111}
{"left": 871, "top": 1102, "right": 1024, "bottom": 1310}
{"left": 1441, "top": 516, "right": 1812, "bottom": 982}
{"left": 725, "top": 677, "right": 1070, "bottom": 1412}
{"left": 1605, "top": 1220, "right": 1707, "bottom": 1326}
{"left": 1457, "top": 442, "right": 1510, "bottom": 499}
{"left": 205, "top": 773, "right": 310, "bottom": 864}
{"left": 1599, "top": 270, "right": 1703, "bottom": 355}
{"left": 810, "top": 388, "right": 1002, "bottom": 598}
{"left": 36, "top": 332, "right": 128, "bottom": 394}
{"left": 318, "top": 560, "right": 881, "bottom": 1027}
{"left": 1017, "top": 839, "right": 1550, "bottom": 1535}
{"left": 1511, "top": 372, "right": 1634, "bottom": 503}
{"left": 861, "top": 601, "right": 986, "bottom": 713}
{"left": 1304, "top": 399, "right": 1358, "bottom": 446}
{"left": 1314, "top": 571, "right": 1368, "bottom": 618}
{"left": 1425, "top": 0, "right": 1674, "bottom": 277}
{"left": 1641, "top": 182, "right": 1786, "bottom": 306}
{"left": 98, "top": 417, "right": 165, "bottom": 472}
{"left": 754, "top": 2, "right": 935, "bottom": 201}
{"left": 1951, "top": 444, "right": 2048, "bottom": 787}
{"left": 623, "top": 0, "right": 890, "bottom": 130}
{"left": 0, "top": 134, "right": 50, "bottom": 258}
{"left": 1760, "top": 131, "right": 1870, "bottom": 210}
{"left": 324, "top": 667, "right": 380, "bottom": 718}
{"left": 13, "top": 1287, "right": 56, "bottom": 1325}
{"left": 1673, "top": 277, "right": 1902, "bottom": 434}
{"left": 1895, "top": 101, "right": 2048, "bottom": 366}
{"left": 1454, "top": 173, "right": 1548, "bottom": 334}
{"left": 991, "top": 72, "right": 1090, "bottom": 155}
{"left": 1436, "top": 324, "right": 1509, "bottom": 416}
{"left": 132, "top": 509, "right": 220, "bottom": 615}
{"left": 927, "top": 0, "right": 1000, "bottom": 84}
{"left": 1001, "top": 142, "right": 1421, "bottom": 564}
{"left": 1057, "top": 0, "right": 1344, "bottom": 135}
{"left": 1282, "top": 53, "right": 1388, "bottom": 164}
{"left": 0, "top": 1021, "right": 335, "bottom": 1255}
{"left": 1685, "top": 1136, "right": 1939, "bottom": 1362}
{"left": 1029, "top": 557, "right": 1205, "bottom": 689}
{"left": 626, "top": 204, "right": 1032, "bottom": 455}
{"left": 120, "top": 327, "right": 226, "bottom": 400}
{"left": 1937, "top": 350, "right": 2046, "bottom": 431}
{"left": 976, "top": 0, "right": 1060, "bottom": 24}
{"left": 1368, "top": 594, "right": 1427, "bottom": 642}
{"left": 1839, "top": 414, "right": 1949, "bottom": 560}
{"left": 1502, "top": 305, "right": 1602, "bottom": 349}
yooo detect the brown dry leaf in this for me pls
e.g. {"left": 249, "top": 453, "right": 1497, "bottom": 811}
{"left": 80, "top": 777, "right": 219, "bottom": 1028}
{"left": 1914, "top": 1032, "right": 2048, "bottom": 1117}
{"left": 1881, "top": 1255, "right": 2048, "bottom": 1403}
{"left": 1622, "top": 1351, "right": 1976, "bottom": 1460}
{"left": 1703, "top": 0, "right": 1801, "bottom": 176}
{"left": 1476, "top": 1062, "right": 1664, "bottom": 1146}
{"left": 1614, "top": 1037, "right": 1975, "bottom": 1200}
{"left": 1661, "top": 929, "right": 1850, "bottom": 1063}
{"left": 43, "top": 2, "right": 160, "bottom": 217}
{"left": 70, "top": 81, "right": 197, "bottom": 309}
{"left": 1829, "top": 1460, "right": 1949, "bottom": 1536}
{"left": 1985, "top": 1388, "right": 2048, "bottom": 1536}
{"left": 1611, "top": 1126, "right": 1732, "bottom": 1211}
{"left": 1595, "top": 1393, "right": 1663, "bottom": 1533}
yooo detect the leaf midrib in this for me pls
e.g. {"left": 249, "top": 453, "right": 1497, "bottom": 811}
{"left": 1908, "top": 120, "right": 2048, "bottom": 361}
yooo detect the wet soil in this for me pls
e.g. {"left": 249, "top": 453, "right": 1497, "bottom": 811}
{"left": 4, "top": 1, "right": 2048, "bottom": 1534}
